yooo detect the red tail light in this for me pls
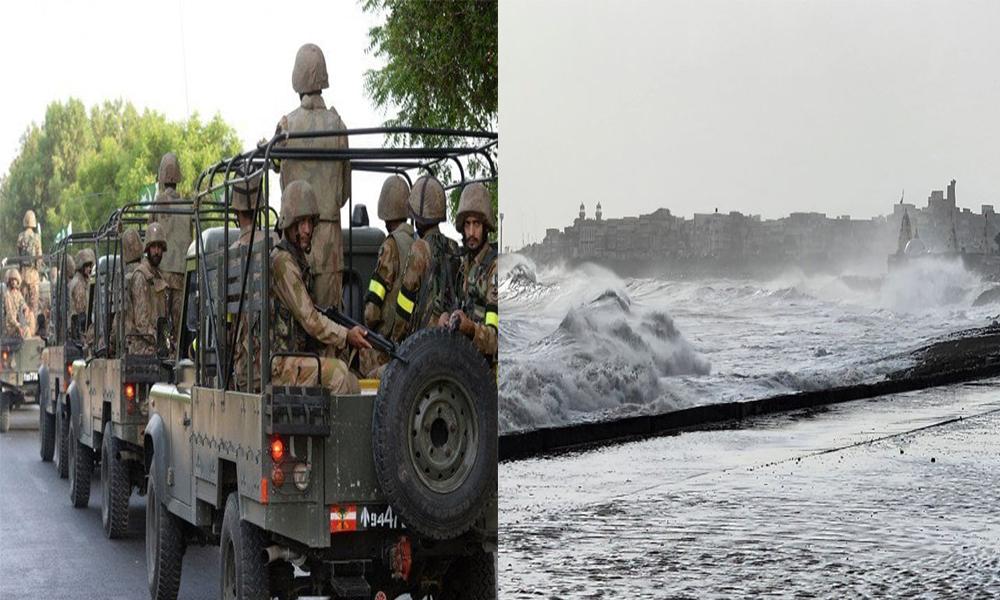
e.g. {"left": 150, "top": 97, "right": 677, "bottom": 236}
{"left": 1, "top": 351, "right": 8, "bottom": 362}
{"left": 125, "top": 383, "right": 136, "bottom": 415}
{"left": 390, "top": 535, "right": 413, "bottom": 581}
{"left": 271, "top": 466, "right": 285, "bottom": 488}
{"left": 270, "top": 435, "right": 285, "bottom": 463}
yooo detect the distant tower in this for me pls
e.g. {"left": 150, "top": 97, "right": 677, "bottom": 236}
{"left": 896, "top": 210, "right": 912, "bottom": 255}
{"left": 579, "top": 202, "right": 585, "bottom": 220}
{"left": 596, "top": 202, "right": 602, "bottom": 221}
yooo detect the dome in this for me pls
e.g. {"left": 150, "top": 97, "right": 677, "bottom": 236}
{"left": 904, "top": 238, "right": 927, "bottom": 256}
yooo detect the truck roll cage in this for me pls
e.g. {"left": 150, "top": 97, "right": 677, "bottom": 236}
{"left": 189, "top": 126, "right": 497, "bottom": 392}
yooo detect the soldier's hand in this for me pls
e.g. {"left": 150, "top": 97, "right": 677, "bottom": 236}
{"left": 452, "top": 310, "right": 475, "bottom": 337}
{"left": 347, "top": 325, "right": 373, "bottom": 350}
{"left": 437, "top": 313, "right": 451, "bottom": 328}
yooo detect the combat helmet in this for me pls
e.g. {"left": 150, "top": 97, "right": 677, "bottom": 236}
{"left": 230, "top": 172, "right": 263, "bottom": 212}
{"left": 75, "top": 248, "right": 96, "bottom": 271}
{"left": 5, "top": 266, "right": 21, "bottom": 286}
{"left": 455, "top": 182, "right": 495, "bottom": 231}
{"left": 122, "top": 229, "right": 143, "bottom": 264}
{"left": 145, "top": 223, "right": 168, "bottom": 252}
{"left": 378, "top": 175, "right": 410, "bottom": 222}
{"left": 23, "top": 210, "right": 37, "bottom": 229}
{"left": 278, "top": 180, "right": 320, "bottom": 231}
{"left": 408, "top": 176, "right": 447, "bottom": 225}
{"left": 64, "top": 254, "right": 76, "bottom": 278}
{"left": 158, "top": 152, "right": 182, "bottom": 186}
{"left": 292, "top": 43, "right": 329, "bottom": 94}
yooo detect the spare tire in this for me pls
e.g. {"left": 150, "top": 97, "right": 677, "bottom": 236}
{"left": 373, "top": 328, "right": 497, "bottom": 540}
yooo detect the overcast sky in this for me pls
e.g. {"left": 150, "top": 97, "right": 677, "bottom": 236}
{"left": 0, "top": 0, "right": 462, "bottom": 237}
{"left": 500, "top": 0, "right": 1000, "bottom": 250}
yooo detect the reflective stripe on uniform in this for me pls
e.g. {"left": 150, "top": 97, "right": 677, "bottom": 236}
{"left": 485, "top": 311, "right": 498, "bottom": 329}
{"left": 368, "top": 278, "right": 387, "bottom": 300}
{"left": 396, "top": 288, "right": 416, "bottom": 315}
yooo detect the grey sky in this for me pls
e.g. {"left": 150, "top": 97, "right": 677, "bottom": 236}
{"left": 499, "top": 0, "right": 1000, "bottom": 250}
{"left": 0, "top": 0, "right": 462, "bottom": 238}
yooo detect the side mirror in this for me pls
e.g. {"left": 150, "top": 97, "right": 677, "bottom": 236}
{"left": 351, "top": 204, "right": 370, "bottom": 228}
{"left": 175, "top": 359, "right": 195, "bottom": 392}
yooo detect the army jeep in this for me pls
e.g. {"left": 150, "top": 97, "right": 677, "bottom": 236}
{"left": 38, "top": 238, "right": 89, "bottom": 469}
{"left": 1, "top": 256, "right": 46, "bottom": 433}
{"left": 144, "top": 129, "right": 498, "bottom": 600}
{"left": 64, "top": 205, "right": 185, "bottom": 538}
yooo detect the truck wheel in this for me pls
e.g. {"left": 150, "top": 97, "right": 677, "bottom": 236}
{"left": 220, "top": 492, "right": 269, "bottom": 600}
{"left": 56, "top": 405, "right": 69, "bottom": 478}
{"left": 101, "top": 422, "right": 131, "bottom": 539}
{"left": 374, "top": 328, "right": 498, "bottom": 540}
{"left": 39, "top": 404, "right": 55, "bottom": 462}
{"left": 147, "top": 461, "right": 186, "bottom": 600}
{"left": 441, "top": 551, "right": 496, "bottom": 600}
{"left": 68, "top": 417, "right": 93, "bottom": 508}
{"left": 0, "top": 393, "right": 11, "bottom": 433}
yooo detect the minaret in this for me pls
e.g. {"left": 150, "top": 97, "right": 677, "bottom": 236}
{"left": 596, "top": 202, "right": 602, "bottom": 221}
{"left": 896, "top": 210, "right": 912, "bottom": 255}
{"left": 579, "top": 202, "right": 585, "bottom": 220}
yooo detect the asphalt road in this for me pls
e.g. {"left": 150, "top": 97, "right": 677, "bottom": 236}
{"left": 0, "top": 405, "right": 218, "bottom": 600}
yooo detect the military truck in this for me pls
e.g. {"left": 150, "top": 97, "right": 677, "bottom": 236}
{"left": 38, "top": 239, "right": 89, "bottom": 469}
{"left": 1, "top": 256, "right": 46, "bottom": 433}
{"left": 144, "top": 130, "right": 499, "bottom": 600}
{"left": 63, "top": 205, "right": 184, "bottom": 538}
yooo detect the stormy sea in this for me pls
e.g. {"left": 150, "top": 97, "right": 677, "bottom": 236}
{"left": 499, "top": 254, "right": 1000, "bottom": 597}
{"left": 499, "top": 253, "right": 999, "bottom": 433}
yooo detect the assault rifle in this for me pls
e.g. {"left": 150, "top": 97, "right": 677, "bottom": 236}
{"left": 317, "top": 305, "right": 408, "bottom": 365}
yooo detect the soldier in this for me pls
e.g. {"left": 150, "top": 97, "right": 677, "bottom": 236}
{"left": 126, "top": 224, "right": 171, "bottom": 355}
{"left": 390, "top": 176, "right": 460, "bottom": 343}
{"left": 360, "top": 175, "right": 415, "bottom": 377}
{"left": 68, "top": 248, "right": 95, "bottom": 342}
{"left": 148, "top": 152, "right": 191, "bottom": 339}
{"left": 276, "top": 43, "right": 351, "bottom": 311}
{"left": 270, "top": 180, "right": 370, "bottom": 394}
{"left": 229, "top": 172, "right": 277, "bottom": 391}
{"left": 16, "top": 209, "right": 44, "bottom": 314}
{"left": 441, "top": 183, "right": 498, "bottom": 364}
{"left": 110, "top": 229, "right": 144, "bottom": 355}
{"left": 3, "top": 268, "right": 35, "bottom": 339}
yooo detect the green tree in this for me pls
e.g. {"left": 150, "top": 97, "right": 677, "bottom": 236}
{"left": 0, "top": 98, "right": 242, "bottom": 257}
{"left": 362, "top": 0, "right": 498, "bottom": 235}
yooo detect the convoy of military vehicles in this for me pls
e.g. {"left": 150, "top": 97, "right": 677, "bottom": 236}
{"left": 1, "top": 124, "right": 499, "bottom": 600}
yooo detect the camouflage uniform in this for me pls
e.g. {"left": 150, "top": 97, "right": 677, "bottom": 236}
{"left": 270, "top": 180, "right": 358, "bottom": 394}
{"left": 230, "top": 173, "right": 279, "bottom": 391}
{"left": 125, "top": 227, "right": 169, "bottom": 355}
{"left": 361, "top": 176, "right": 414, "bottom": 377}
{"left": 3, "top": 270, "right": 34, "bottom": 339}
{"left": 454, "top": 183, "right": 499, "bottom": 362}
{"left": 390, "top": 177, "right": 459, "bottom": 344}
{"left": 276, "top": 43, "right": 351, "bottom": 311}
{"left": 111, "top": 229, "right": 143, "bottom": 356}
{"left": 147, "top": 153, "right": 191, "bottom": 338}
{"left": 126, "top": 258, "right": 170, "bottom": 355}
{"left": 457, "top": 244, "right": 499, "bottom": 362}
{"left": 69, "top": 249, "right": 95, "bottom": 342}
{"left": 16, "top": 210, "right": 44, "bottom": 314}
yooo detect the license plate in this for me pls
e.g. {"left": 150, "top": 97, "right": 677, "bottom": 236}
{"left": 358, "top": 505, "right": 404, "bottom": 530}
{"left": 23, "top": 372, "right": 38, "bottom": 382}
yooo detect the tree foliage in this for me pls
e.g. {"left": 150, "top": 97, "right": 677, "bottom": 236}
{"left": 0, "top": 99, "right": 242, "bottom": 257}
{"left": 362, "top": 0, "right": 498, "bottom": 237}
